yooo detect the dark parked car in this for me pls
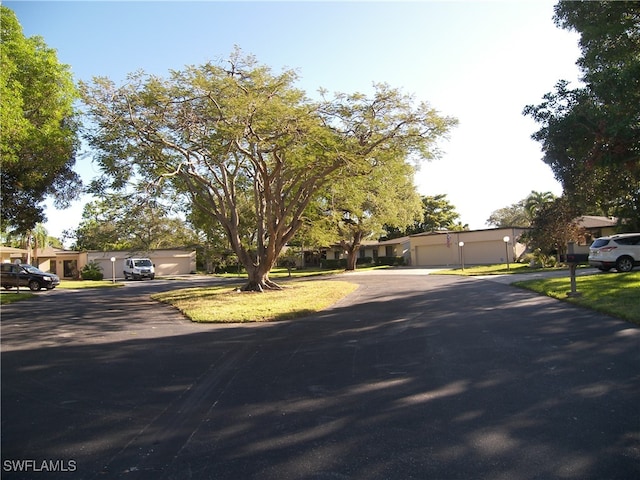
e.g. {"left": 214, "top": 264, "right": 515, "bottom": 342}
{"left": 1, "top": 263, "right": 61, "bottom": 291}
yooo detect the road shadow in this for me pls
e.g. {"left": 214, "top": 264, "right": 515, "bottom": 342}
{"left": 1, "top": 274, "right": 639, "bottom": 479}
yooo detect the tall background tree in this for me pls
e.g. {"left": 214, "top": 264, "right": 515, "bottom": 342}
{"left": 384, "top": 194, "right": 465, "bottom": 238}
{"left": 0, "top": 6, "right": 81, "bottom": 233}
{"left": 326, "top": 156, "right": 423, "bottom": 270}
{"left": 521, "top": 196, "right": 585, "bottom": 258}
{"left": 486, "top": 190, "right": 556, "bottom": 228}
{"left": 524, "top": 1, "right": 639, "bottom": 231}
{"left": 80, "top": 51, "right": 456, "bottom": 290}
{"left": 72, "top": 192, "right": 199, "bottom": 251}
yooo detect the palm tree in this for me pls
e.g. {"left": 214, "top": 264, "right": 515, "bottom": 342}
{"left": 30, "top": 224, "right": 49, "bottom": 265}
{"left": 11, "top": 224, "right": 49, "bottom": 265}
{"left": 525, "top": 191, "right": 556, "bottom": 219}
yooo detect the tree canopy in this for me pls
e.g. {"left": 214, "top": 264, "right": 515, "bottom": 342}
{"left": 523, "top": 1, "right": 639, "bottom": 230}
{"left": 0, "top": 6, "right": 81, "bottom": 233}
{"left": 72, "top": 192, "right": 199, "bottom": 251}
{"left": 486, "top": 191, "right": 557, "bottom": 228}
{"left": 327, "top": 156, "right": 423, "bottom": 270}
{"left": 80, "top": 51, "right": 456, "bottom": 290}
{"left": 384, "top": 194, "right": 464, "bottom": 239}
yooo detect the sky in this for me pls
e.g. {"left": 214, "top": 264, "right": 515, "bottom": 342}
{"left": 7, "top": 0, "right": 583, "bottom": 243}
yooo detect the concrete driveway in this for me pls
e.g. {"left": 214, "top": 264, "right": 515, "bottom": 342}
{"left": 1, "top": 272, "right": 638, "bottom": 479}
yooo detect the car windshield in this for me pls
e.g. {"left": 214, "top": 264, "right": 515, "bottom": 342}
{"left": 591, "top": 239, "right": 610, "bottom": 248}
{"left": 134, "top": 260, "right": 152, "bottom": 267}
{"left": 21, "top": 265, "right": 44, "bottom": 274}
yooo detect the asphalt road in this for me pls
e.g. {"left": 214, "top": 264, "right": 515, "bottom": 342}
{"left": 1, "top": 271, "right": 639, "bottom": 480}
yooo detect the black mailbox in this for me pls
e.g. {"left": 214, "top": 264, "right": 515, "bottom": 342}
{"left": 560, "top": 253, "right": 590, "bottom": 264}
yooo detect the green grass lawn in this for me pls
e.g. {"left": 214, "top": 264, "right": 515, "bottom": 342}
{"left": 152, "top": 280, "right": 359, "bottom": 323}
{"left": 513, "top": 271, "right": 640, "bottom": 324}
{"left": 0, "top": 290, "right": 36, "bottom": 304}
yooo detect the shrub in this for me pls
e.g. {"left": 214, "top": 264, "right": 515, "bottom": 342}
{"left": 522, "top": 248, "right": 557, "bottom": 268}
{"left": 375, "top": 256, "right": 405, "bottom": 266}
{"left": 81, "top": 261, "right": 104, "bottom": 281}
{"left": 356, "top": 256, "right": 373, "bottom": 265}
{"left": 322, "top": 259, "right": 347, "bottom": 269}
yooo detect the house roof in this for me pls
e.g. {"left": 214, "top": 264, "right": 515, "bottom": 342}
{"left": 35, "top": 246, "right": 77, "bottom": 257}
{"left": 577, "top": 216, "right": 618, "bottom": 229}
{"left": 410, "top": 227, "right": 527, "bottom": 238}
{"left": 376, "top": 236, "right": 411, "bottom": 245}
{"left": 0, "top": 246, "right": 28, "bottom": 254}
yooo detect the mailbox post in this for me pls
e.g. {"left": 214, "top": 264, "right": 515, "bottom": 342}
{"left": 14, "top": 259, "right": 21, "bottom": 294}
{"left": 561, "top": 242, "right": 590, "bottom": 297}
{"left": 568, "top": 242, "right": 580, "bottom": 297}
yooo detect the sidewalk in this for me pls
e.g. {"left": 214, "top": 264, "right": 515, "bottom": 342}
{"left": 474, "top": 267, "right": 598, "bottom": 285}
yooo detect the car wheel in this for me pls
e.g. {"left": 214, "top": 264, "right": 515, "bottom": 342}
{"left": 616, "top": 256, "right": 634, "bottom": 272}
{"left": 28, "top": 280, "right": 41, "bottom": 291}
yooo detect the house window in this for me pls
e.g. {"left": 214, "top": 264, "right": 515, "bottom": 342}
{"left": 63, "top": 260, "right": 78, "bottom": 279}
{"left": 385, "top": 245, "right": 394, "bottom": 257}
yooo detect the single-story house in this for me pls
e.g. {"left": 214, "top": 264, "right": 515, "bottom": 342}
{"left": 18, "top": 247, "right": 196, "bottom": 279}
{"left": 88, "top": 249, "right": 196, "bottom": 279}
{"left": 573, "top": 216, "right": 618, "bottom": 253}
{"left": 0, "top": 246, "right": 29, "bottom": 264}
{"left": 409, "top": 227, "right": 529, "bottom": 267}
{"left": 322, "top": 228, "right": 528, "bottom": 268}
{"left": 323, "top": 236, "right": 412, "bottom": 265}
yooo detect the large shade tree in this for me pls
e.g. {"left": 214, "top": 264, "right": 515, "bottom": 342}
{"left": 0, "top": 6, "right": 81, "bottom": 232}
{"left": 81, "top": 52, "right": 455, "bottom": 290}
{"left": 327, "top": 157, "right": 423, "bottom": 270}
{"left": 524, "top": 1, "right": 640, "bottom": 230}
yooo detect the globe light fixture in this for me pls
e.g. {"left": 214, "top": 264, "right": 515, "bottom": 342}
{"left": 110, "top": 256, "right": 116, "bottom": 283}
{"left": 503, "top": 236, "right": 510, "bottom": 271}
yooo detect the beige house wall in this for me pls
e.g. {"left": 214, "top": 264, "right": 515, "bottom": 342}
{"left": 37, "top": 250, "right": 88, "bottom": 278}
{"left": 375, "top": 237, "right": 412, "bottom": 263}
{"left": 88, "top": 249, "right": 196, "bottom": 277}
{"left": 0, "top": 246, "right": 29, "bottom": 264}
{"left": 410, "top": 228, "right": 528, "bottom": 267}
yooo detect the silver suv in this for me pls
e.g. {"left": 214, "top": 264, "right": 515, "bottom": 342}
{"left": 588, "top": 233, "right": 640, "bottom": 272}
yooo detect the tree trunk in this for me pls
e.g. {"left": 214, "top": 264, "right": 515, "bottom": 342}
{"left": 345, "top": 250, "right": 358, "bottom": 271}
{"left": 242, "top": 263, "right": 281, "bottom": 292}
{"left": 344, "top": 242, "right": 362, "bottom": 271}
{"left": 343, "top": 232, "right": 363, "bottom": 271}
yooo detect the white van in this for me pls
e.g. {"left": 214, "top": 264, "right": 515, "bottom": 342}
{"left": 123, "top": 258, "right": 155, "bottom": 280}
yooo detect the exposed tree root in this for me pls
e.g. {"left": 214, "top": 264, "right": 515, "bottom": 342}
{"left": 241, "top": 278, "right": 283, "bottom": 292}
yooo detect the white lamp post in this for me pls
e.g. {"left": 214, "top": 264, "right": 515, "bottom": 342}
{"left": 110, "top": 257, "right": 116, "bottom": 283}
{"left": 458, "top": 241, "right": 465, "bottom": 271}
{"left": 503, "top": 236, "right": 510, "bottom": 271}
